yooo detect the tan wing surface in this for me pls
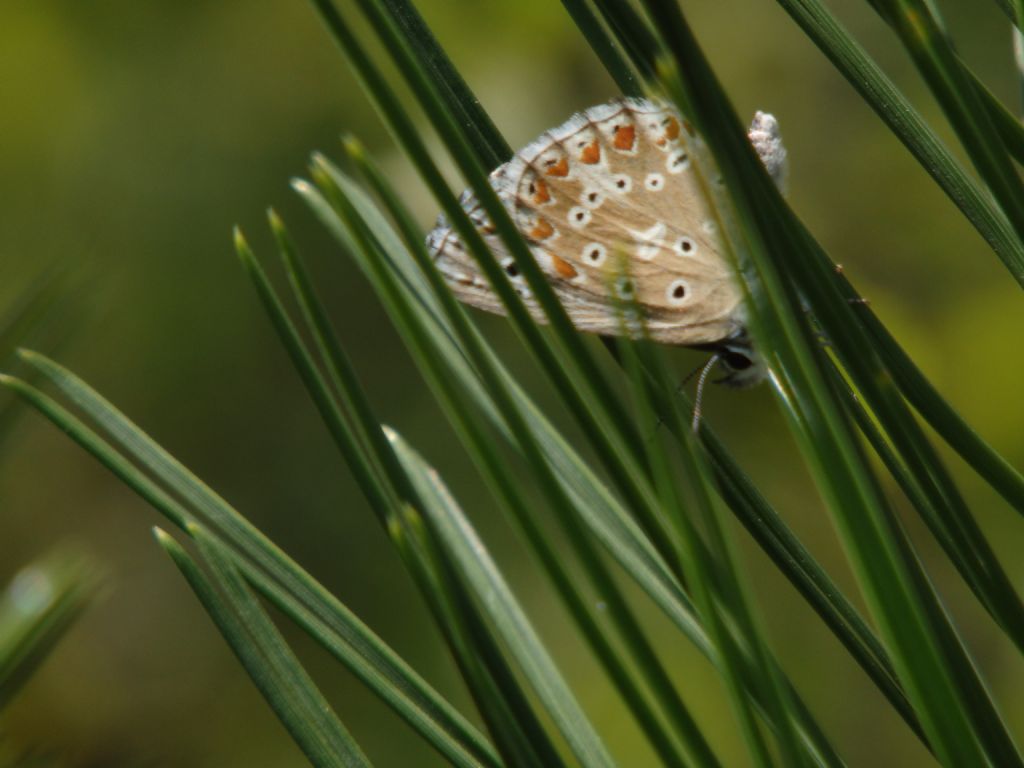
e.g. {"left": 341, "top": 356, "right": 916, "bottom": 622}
{"left": 426, "top": 98, "right": 746, "bottom": 346}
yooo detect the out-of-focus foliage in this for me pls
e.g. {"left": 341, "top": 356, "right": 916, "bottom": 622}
{"left": 2, "top": 1, "right": 1023, "bottom": 766}
{"left": 0, "top": 548, "right": 99, "bottom": 766}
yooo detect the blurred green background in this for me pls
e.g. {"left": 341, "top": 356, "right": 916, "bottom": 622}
{"left": 3, "top": 1, "right": 1023, "bottom": 765}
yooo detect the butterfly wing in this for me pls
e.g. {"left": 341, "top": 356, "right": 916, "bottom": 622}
{"left": 427, "top": 98, "right": 747, "bottom": 346}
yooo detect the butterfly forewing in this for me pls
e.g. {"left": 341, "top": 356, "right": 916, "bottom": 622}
{"left": 427, "top": 98, "right": 746, "bottom": 346}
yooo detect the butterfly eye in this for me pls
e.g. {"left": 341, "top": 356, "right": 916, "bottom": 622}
{"left": 723, "top": 352, "right": 753, "bottom": 371}
{"left": 502, "top": 259, "right": 520, "bottom": 278}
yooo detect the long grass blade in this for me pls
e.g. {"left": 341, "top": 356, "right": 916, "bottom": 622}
{"left": 293, "top": 176, "right": 706, "bottom": 646}
{"left": 375, "top": 0, "right": 509, "bottom": 166}
{"left": 267, "top": 201, "right": 688, "bottom": 764}
{"left": 976, "top": 78, "right": 1024, "bottom": 166}
{"left": 308, "top": 156, "right": 691, "bottom": 767}
{"left": 844, "top": 283, "right": 1024, "bottom": 517}
{"left": 308, "top": 0, "right": 691, "bottom": 575}
{"left": 873, "top": 0, "right": 1024, "bottom": 256}
{"left": 157, "top": 526, "right": 372, "bottom": 768}
{"left": 387, "top": 505, "right": 567, "bottom": 768}
{"left": 558, "top": 0, "right": 641, "bottom": 95}
{"left": 241, "top": 223, "right": 544, "bottom": 762}
{"left": 388, "top": 431, "right": 616, "bottom": 768}
{"left": 771, "top": 0, "right": 1024, "bottom": 284}
{"left": 340, "top": 100, "right": 922, "bottom": 743}
{"left": 699, "top": 0, "right": 1024, "bottom": 527}
{"left": 288, "top": 157, "right": 704, "bottom": 768}
{"left": 235, "top": 229, "right": 404, "bottom": 523}
{"left": 0, "top": 366, "right": 501, "bottom": 768}
{"left": 618, "top": 333, "right": 794, "bottom": 767}
{"left": 295, "top": 160, "right": 906, "bottom": 757}
{"left": 636, "top": 0, "right": 1013, "bottom": 763}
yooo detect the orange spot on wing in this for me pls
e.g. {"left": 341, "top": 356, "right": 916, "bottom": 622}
{"left": 613, "top": 125, "right": 635, "bottom": 151}
{"left": 533, "top": 178, "right": 550, "bottom": 204}
{"left": 655, "top": 138, "right": 667, "bottom": 147}
{"left": 545, "top": 157, "right": 569, "bottom": 177}
{"left": 530, "top": 218, "right": 555, "bottom": 240}
{"left": 580, "top": 140, "right": 601, "bottom": 164}
{"left": 551, "top": 255, "right": 578, "bottom": 279}
{"left": 664, "top": 117, "right": 681, "bottom": 140}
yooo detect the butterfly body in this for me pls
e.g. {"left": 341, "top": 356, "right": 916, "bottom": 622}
{"left": 426, "top": 98, "right": 785, "bottom": 387}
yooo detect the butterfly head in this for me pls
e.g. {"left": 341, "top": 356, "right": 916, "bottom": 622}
{"left": 714, "top": 338, "right": 766, "bottom": 388}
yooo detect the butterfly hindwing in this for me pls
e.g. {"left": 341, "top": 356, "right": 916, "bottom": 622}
{"left": 428, "top": 98, "right": 748, "bottom": 346}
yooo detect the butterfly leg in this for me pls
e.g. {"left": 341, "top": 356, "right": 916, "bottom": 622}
{"left": 749, "top": 111, "right": 788, "bottom": 193}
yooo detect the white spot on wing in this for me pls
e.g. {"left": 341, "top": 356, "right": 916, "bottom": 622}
{"left": 582, "top": 188, "right": 604, "bottom": 209}
{"left": 628, "top": 222, "right": 667, "bottom": 261}
{"left": 583, "top": 243, "right": 607, "bottom": 266}
{"left": 500, "top": 257, "right": 524, "bottom": 281}
{"left": 675, "top": 236, "right": 697, "bottom": 256}
{"left": 568, "top": 206, "right": 591, "bottom": 229}
{"left": 608, "top": 174, "right": 632, "bottom": 193}
{"left": 667, "top": 149, "right": 690, "bottom": 173}
{"left": 666, "top": 279, "right": 690, "bottom": 306}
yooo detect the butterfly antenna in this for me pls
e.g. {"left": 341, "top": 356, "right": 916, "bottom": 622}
{"left": 691, "top": 354, "right": 720, "bottom": 432}
{"left": 677, "top": 358, "right": 708, "bottom": 392}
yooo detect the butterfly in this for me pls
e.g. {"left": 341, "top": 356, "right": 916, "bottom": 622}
{"left": 425, "top": 98, "right": 787, "bottom": 388}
